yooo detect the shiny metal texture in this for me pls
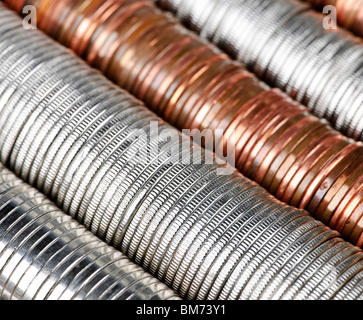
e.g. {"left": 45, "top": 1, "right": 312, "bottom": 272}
{"left": 0, "top": 164, "right": 180, "bottom": 300}
{"left": 305, "top": 0, "right": 363, "bottom": 38}
{"left": 155, "top": 0, "right": 363, "bottom": 142}
{"left": 0, "top": 6, "right": 362, "bottom": 300}
{"left": 4, "top": 0, "right": 363, "bottom": 247}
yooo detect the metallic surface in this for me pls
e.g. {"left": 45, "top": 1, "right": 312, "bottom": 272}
{"left": 0, "top": 164, "right": 179, "bottom": 300}
{"left": 155, "top": 0, "right": 363, "bottom": 142}
{"left": 0, "top": 6, "right": 362, "bottom": 300}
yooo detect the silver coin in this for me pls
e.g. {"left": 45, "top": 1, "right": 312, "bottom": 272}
{"left": 1, "top": 7, "right": 363, "bottom": 300}
{"left": 0, "top": 165, "right": 179, "bottom": 300}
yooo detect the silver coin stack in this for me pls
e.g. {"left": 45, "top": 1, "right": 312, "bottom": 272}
{"left": 0, "top": 164, "right": 179, "bottom": 300}
{"left": 156, "top": 0, "right": 363, "bottom": 141}
{"left": 0, "top": 5, "right": 363, "bottom": 300}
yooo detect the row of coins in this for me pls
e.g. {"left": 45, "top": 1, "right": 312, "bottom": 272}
{"left": 155, "top": 0, "right": 363, "bottom": 142}
{"left": 4, "top": 0, "right": 363, "bottom": 246}
{"left": 0, "top": 6, "right": 362, "bottom": 300}
{"left": 0, "top": 164, "right": 179, "bottom": 300}
{"left": 305, "top": 0, "right": 363, "bottom": 38}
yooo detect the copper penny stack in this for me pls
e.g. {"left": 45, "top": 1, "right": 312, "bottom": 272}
{"left": 5, "top": 0, "right": 363, "bottom": 247}
{"left": 306, "top": 0, "right": 363, "bottom": 37}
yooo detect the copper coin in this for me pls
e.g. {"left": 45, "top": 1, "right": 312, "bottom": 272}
{"left": 288, "top": 136, "right": 349, "bottom": 207}
{"left": 260, "top": 116, "right": 326, "bottom": 190}
{"left": 256, "top": 114, "right": 320, "bottom": 187}
{"left": 315, "top": 152, "right": 363, "bottom": 224}
{"left": 277, "top": 132, "right": 343, "bottom": 202}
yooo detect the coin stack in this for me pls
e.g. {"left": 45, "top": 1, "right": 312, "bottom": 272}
{"left": 155, "top": 0, "right": 363, "bottom": 142}
{"left": 5, "top": 0, "right": 363, "bottom": 246}
{"left": 0, "top": 6, "right": 362, "bottom": 300}
{"left": 305, "top": 0, "right": 363, "bottom": 38}
{"left": 0, "top": 164, "right": 179, "bottom": 300}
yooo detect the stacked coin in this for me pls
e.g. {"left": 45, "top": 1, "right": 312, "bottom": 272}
{"left": 1, "top": 6, "right": 363, "bottom": 300}
{"left": 305, "top": 0, "right": 363, "bottom": 38}
{"left": 0, "top": 165, "right": 179, "bottom": 300}
{"left": 155, "top": 0, "right": 363, "bottom": 142}
{"left": 4, "top": 0, "right": 363, "bottom": 246}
